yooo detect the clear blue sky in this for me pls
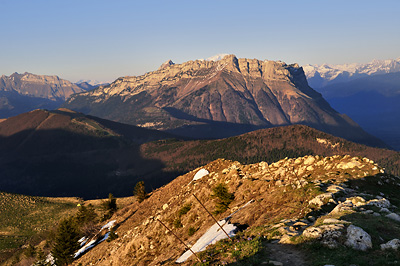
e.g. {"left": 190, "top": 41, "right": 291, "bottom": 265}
{"left": 1, "top": 0, "right": 399, "bottom": 83}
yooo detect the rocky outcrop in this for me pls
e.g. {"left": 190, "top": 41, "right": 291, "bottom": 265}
{"left": 63, "top": 55, "right": 383, "bottom": 146}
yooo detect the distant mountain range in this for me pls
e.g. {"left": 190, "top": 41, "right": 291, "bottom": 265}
{"left": 315, "top": 72, "right": 400, "bottom": 150}
{"left": 0, "top": 72, "right": 86, "bottom": 118}
{"left": 303, "top": 57, "right": 400, "bottom": 88}
{"left": 63, "top": 54, "right": 385, "bottom": 148}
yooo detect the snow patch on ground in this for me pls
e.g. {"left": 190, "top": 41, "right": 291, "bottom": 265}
{"left": 74, "top": 220, "right": 116, "bottom": 258}
{"left": 193, "top": 169, "right": 209, "bottom": 181}
{"left": 176, "top": 219, "right": 237, "bottom": 263}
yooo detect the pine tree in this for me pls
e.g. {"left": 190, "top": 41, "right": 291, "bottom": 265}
{"left": 133, "top": 181, "right": 147, "bottom": 203}
{"left": 211, "top": 183, "right": 235, "bottom": 214}
{"left": 102, "top": 193, "right": 117, "bottom": 220}
{"left": 51, "top": 218, "right": 80, "bottom": 265}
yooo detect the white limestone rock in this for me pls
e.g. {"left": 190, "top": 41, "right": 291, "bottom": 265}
{"left": 345, "top": 225, "right": 372, "bottom": 251}
{"left": 303, "top": 227, "right": 323, "bottom": 239}
{"left": 309, "top": 193, "right": 333, "bottom": 207}
{"left": 381, "top": 239, "right": 400, "bottom": 250}
{"left": 386, "top": 213, "right": 400, "bottom": 222}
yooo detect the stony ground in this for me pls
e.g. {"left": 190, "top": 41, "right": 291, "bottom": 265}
{"left": 64, "top": 154, "right": 400, "bottom": 266}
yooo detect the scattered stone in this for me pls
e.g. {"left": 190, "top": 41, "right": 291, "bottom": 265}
{"left": 380, "top": 207, "right": 391, "bottom": 213}
{"left": 381, "top": 239, "right": 400, "bottom": 250}
{"left": 303, "top": 227, "right": 323, "bottom": 239}
{"left": 326, "top": 184, "right": 346, "bottom": 193}
{"left": 323, "top": 218, "right": 350, "bottom": 224}
{"left": 345, "top": 225, "right": 372, "bottom": 251}
{"left": 368, "top": 198, "right": 391, "bottom": 208}
{"left": 278, "top": 234, "right": 292, "bottom": 244}
{"left": 267, "top": 261, "right": 283, "bottom": 266}
{"left": 309, "top": 193, "right": 333, "bottom": 207}
{"left": 386, "top": 213, "right": 400, "bottom": 222}
{"left": 162, "top": 203, "right": 168, "bottom": 210}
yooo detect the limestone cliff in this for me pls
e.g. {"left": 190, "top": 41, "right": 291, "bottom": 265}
{"left": 64, "top": 55, "right": 386, "bottom": 147}
{"left": 0, "top": 72, "right": 85, "bottom": 117}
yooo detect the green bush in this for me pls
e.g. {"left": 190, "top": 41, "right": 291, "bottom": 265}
{"left": 178, "top": 203, "right": 192, "bottom": 216}
{"left": 173, "top": 218, "right": 183, "bottom": 228}
{"left": 211, "top": 184, "right": 234, "bottom": 215}
{"left": 188, "top": 227, "right": 197, "bottom": 236}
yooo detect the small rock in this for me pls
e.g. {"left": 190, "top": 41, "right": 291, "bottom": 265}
{"left": 303, "top": 227, "right": 323, "bottom": 239}
{"left": 386, "top": 213, "right": 400, "bottom": 222}
{"left": 268, "top": 261, "right": 283, "bottom": 266}
{"left": 368, "top": 198, "right": 391, "bottom": 208}
{"left": 323, "top": 218, "right": 350, "bottom": 224}
{"left": 309, "top": 193, "right": 333, "bottom": 207}
{"left": 278, "top": 234, "right": 292, "bottom": 244}
{"left": 345, "top": 225, "right": 372, "bottom": 251}
{"left": 162, "top": 203, "right": 168, "bottom": 210}
{"left": 380, "top": 207, "right": 391, "bottom": 213}
{"left": 381, "top": 239, "right": 400, "bottom": 250}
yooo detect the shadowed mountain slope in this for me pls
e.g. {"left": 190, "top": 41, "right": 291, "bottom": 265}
{"left": 63, "top": 55, "right": 386, "bottom": 148}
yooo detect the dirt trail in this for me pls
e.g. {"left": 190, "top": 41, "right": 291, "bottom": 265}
{"left": 265, "top": 242, "right": 306, "bottom": 266}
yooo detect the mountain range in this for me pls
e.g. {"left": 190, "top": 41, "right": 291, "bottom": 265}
{"left": 303, "top": 57, "right": 400, "bottom": 88}
{"left": 316, "top": 72, "right": 400, "bottom": 150}
{"left": 63, "top": 54, "right": 385, "bottom": 147}
{"left": 0, "top": 72, "right": 86, "bottom": 118}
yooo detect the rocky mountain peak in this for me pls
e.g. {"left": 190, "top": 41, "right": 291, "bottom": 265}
{"left": 158, "top": 59, "right": 175, "bottom": 70}
{"left": 63, "top": 55, "right": 384, "bottom": 146}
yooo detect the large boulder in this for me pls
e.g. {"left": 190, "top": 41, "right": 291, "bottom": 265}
{"left": 344, "top": 225, "right": 372, "bottom": 251}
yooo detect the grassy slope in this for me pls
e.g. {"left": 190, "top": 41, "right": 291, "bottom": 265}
{"left": 0, "top": 192, "right": 79, "bottom": 263}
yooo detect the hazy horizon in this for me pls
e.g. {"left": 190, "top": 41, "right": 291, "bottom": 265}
{"left": 1, "top": 0, "right": 399, "bottom": 83}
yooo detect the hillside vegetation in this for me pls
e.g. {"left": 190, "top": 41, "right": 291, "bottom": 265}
{"left": 142, "top": 125, "right": 400, "bottom": 177}
{"left": 0, "top": 193, "right": 79, "bottom": 264}
{"left": 66, "top": 154, "right": 400, "bottom": 266}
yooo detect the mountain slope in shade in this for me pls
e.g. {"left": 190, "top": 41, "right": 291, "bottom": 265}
{"left": 0, "top": 110, "right": 399, "bottom": 199}
{"left": 303, "top": 57, "right": 400, "bottom": 88}
{"left": 0, "top": 109, "right": 176, "bottom": 199}
{"left": 317, "top": 72, "right": 400, "bottom": 150}
{"left": 0, "top": 72, "right": 86, "bottom": 118}
{"left": 63, "top": 55, "right": 385, "bottom": 148}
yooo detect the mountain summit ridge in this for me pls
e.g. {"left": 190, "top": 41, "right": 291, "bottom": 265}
{"left": 63, "top": 55, "right": 386, "bottom": 147}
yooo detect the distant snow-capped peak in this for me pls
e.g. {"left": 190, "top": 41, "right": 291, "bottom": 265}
{"left": 76, "top": 79, "right": 109, "bottom": 86}
{"left": 303, "top": 57, "right": 400, "bottom": 88}
{"left": 201, "top": 54, "right": 230, "bottom": 62}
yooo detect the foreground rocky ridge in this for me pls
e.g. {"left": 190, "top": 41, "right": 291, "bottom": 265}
{"left": 67, "top": 154, "right": 400, "bottom": 266}
{"left": 63, "top": 55, "right": 382, "bottom": 146}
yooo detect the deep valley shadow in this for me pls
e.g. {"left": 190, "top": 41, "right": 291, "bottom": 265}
{"left": 0, "top": 128, "right": 181, "bottom": 199}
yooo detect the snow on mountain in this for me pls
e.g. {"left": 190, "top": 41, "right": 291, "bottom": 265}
{"left": 304, "top": 57, "right": 400, "bottom": 88}
{"left": 76, "top": 79, "right": 110, "bottom": 86}
{"left": 204, "top": 53, "right": 230, "bottom": 61}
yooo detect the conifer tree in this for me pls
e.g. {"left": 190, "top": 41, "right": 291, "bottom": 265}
{"left": 133, "top": 181, "right": 147, "bottom": 203}
{"left": 51, "top": 218, "right": 80, "bottom": 265}
{"left": 211, "top": 183, "right": 235, "bottom": 214}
